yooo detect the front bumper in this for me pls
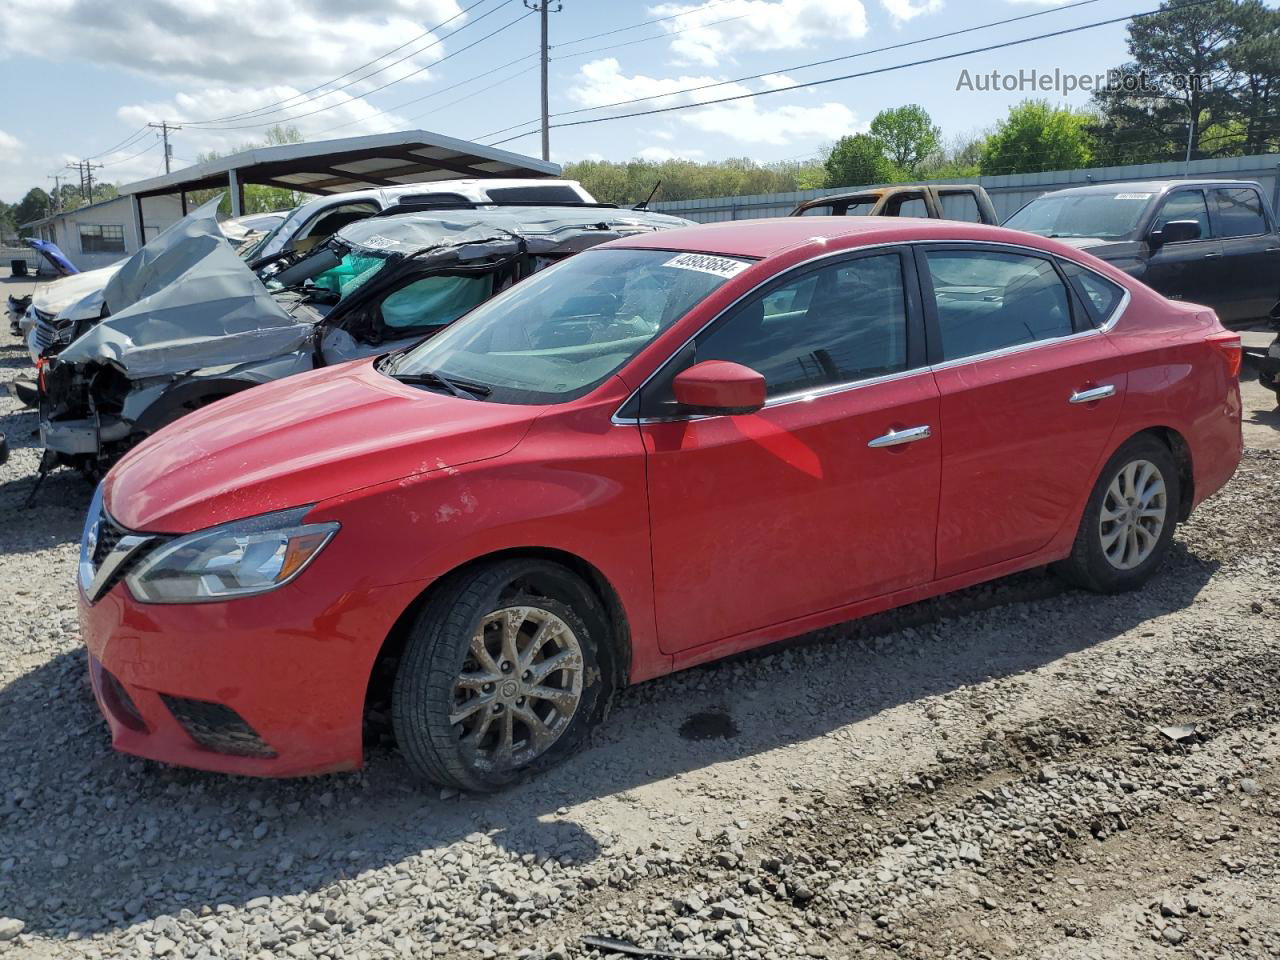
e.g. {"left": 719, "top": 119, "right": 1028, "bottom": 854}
{"left": 80, "top": 572, "right": 427, "bottom": 777}
{"left": 41, "top": 415, "right": 131, "bottom": 455}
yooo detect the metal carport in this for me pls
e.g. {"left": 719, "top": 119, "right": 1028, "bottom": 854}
{"left": 117, "top": 129, "right": 559, "bottom": 247}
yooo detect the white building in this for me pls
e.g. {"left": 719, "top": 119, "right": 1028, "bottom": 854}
{"left": 22, "top": 194, "right": 184, "bottom": 272}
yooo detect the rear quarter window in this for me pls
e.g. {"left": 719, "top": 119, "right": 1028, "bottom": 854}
{"left": 1059, "top": 260, "right": 1126, "bottom": 328}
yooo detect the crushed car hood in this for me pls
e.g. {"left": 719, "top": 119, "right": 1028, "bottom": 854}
{"left": 57, "top": 196, "right": 310, "bottom": 378}
{"left": 103, "top": 358, "right": 538, "bottom": 533}
{"left": 32, "top": 265, "right": 121, "bottom": 318}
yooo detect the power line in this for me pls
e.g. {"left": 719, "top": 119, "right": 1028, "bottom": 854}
{"left": 482, "top": 1, "right": 1217, "bottom": 147}
{"left": 185, "top": 0, "right": 503, "bottom": 126}
{"left": 554, "top": 0, "right": 737, "bottom": 46}
{"left": 189, "top": 8, "right": 536, "bottom": 131}
{"left": 315, "top": 51, "right": 539, "bottom": 136}
{"left": 81, "top": 125, "right": 152, "bottom": 161}
{"left": 475, "top": 0, "right": 1108, "bottom": 144}
{"left": 98, "top": 138, "right": 163, "bottom": 168}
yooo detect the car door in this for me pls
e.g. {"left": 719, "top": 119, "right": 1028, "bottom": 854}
{"left": 1142, "top": 188, "right": 1227, "bottom": 311}
{"left": 638, "top": 248, "right": 942, "bottom": 654}
{"left": 1209, "top": 186, "right": 1280, "bottom": 323}
{"left": 920, "top": 245, "right": 1128, "bottom": 578}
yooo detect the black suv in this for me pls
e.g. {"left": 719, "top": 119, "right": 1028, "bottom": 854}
{"left": 1004, "top": 179, "right": 1280, "bottom": 328}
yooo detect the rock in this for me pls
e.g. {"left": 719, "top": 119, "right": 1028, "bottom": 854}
{"left": 1159, "top": 895, "right": 1185, "bottom": 918}
{"left": 1161, "top": 926, "right": 1186, "bottom": 945}
{"left": 1239, "top": 778, "right": 1260, "bottom": 796}
{"left": 0, "top": 918, "right": 24, "bottom": 941}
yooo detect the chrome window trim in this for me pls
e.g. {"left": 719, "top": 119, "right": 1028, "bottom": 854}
{"left": 611, "top": 238, "right": 1131, "bottom": 426}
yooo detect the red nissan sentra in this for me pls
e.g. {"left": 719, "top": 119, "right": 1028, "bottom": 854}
{"left": 79, "top": 217, "right": 1243, "bottom": 790}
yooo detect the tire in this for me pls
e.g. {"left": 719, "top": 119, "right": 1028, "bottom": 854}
{"left": 392, "top": 559, "right": 614, "bottom": 792}
{"left": 1054, "top": 434, "right": 1181, "bottom": 594}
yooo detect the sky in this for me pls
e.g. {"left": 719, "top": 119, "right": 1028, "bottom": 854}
{"left": 0, "top": 0, "right": 1211, "bottom": 204}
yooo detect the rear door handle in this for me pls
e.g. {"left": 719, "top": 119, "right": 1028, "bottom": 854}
{"left": 868, "top": 425, "right": 931, "bottom": 448}
{"left": 1265, "top": 247, "right": 1280, "bottom": 255}
{"left": 1069, "top": 385, "right": 1116, "bottom": 404}
{"left": 1203, "top": 252, "right": 1221, "bottom": 259}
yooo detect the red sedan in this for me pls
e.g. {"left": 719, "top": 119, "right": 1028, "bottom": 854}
{"left": 79, "top": 217, "right": 1243, "bottom": 789}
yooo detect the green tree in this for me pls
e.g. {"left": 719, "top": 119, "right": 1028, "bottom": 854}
{"left": 189, "top": 125, "right": 309, "bottom": 215}
{"left": 1090, "top": 0, "right": 1278, "bottom": 163}
{"left": 562, "top": 156, "right": 824, "bottom": 204}
{"left": 822, "top": 134, "right": 898, "bottom": 188}
{"left": 13, "top": 187, "right": 51, "bottom": 234}
{"left": 979, "top": 100, "right": 1095, "bottom": 175}
{"left": 868, "top": 105, "right": 941, "bottom": 175}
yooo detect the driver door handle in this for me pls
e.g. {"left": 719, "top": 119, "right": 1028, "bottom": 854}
{"left": 1070, "top": 384, "right": 1116, "bottom": 404}
{"left": 868, "top": 425, "right": 931, "bottom": 448}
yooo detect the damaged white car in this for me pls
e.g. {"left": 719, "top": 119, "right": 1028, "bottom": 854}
{"left": 36, "top": 199, "right": 690, "bottom": 477}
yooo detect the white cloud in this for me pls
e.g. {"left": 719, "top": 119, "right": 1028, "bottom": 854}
{"left": 880, "top": 0, "right": 944, "bottom": 22}
{"left": 650, "top": 0, "right": 869, "bottom": 67}
{"left": 0, "top": 130, "right": 24, "bottom": 154}
{"left": 116, "top": 87, "right": 409, "bottom": 166}
{"left": 571, "top": 60, "right": 858, "bottom": 147}
{"left": 0, "top": 0, "right": 463, "bottom": 87}
{"left": 652, "top": 130, "right": 676, "bottom": 141}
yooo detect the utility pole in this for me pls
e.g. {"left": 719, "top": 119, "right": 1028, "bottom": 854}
{"left": 66, "top": 160, "right": 102, "bottom": 202}
{"left": 524, "top": 0, "right": 561, "bottom": 162}
{"left": 148, "top": 121, "right": 182, "bottom": 174}
{"left": 47, "top": 174, "right": 63, "bottom": 212}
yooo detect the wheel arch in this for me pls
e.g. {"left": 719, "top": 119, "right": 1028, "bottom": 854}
{"left": 363, "top": 547, "right": 633, "bottom": 723}
{"left": 1114, "top": 425, "right": 1195, "bottom": 521}
{"left": 131, "top": 377, "right": 259, "bottom": 435}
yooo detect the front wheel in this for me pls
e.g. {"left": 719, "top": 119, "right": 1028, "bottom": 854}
{"left": 392, "top": 559, "right": 613, "bottom": 792}
{"left": 1054, "top": 435, "right": 1180, "bottom": 594}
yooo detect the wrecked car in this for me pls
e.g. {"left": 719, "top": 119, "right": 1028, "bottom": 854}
{"left": 790, "top": 184, "right": 999, "bottom": 224}
{"left": 38, "top": 202, "right": 690, "bottom": 477}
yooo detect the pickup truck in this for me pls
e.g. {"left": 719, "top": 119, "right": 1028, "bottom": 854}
{"left": 1003, "top": 179, "right": 1280, "bottom": 328}
{"left": 790, "top": 183, "right": 1000, "bottom": 224}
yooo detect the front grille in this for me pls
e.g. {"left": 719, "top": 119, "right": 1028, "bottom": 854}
{"left": 161, "top": 696, "right": 277, "bottom": 758}
{"left": 32, "top": 309, "right": 59, "bottom": 353}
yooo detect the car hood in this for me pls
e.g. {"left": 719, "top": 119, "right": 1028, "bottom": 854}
{"left": 1050, "top": 237, "right": 1142, "bottom": 256}
{"left": 103, "top": 358, "right": 539, "bottom": 533}
{"left": 58, "top": 196, "right": 308, "bottom": 378}
{"left": 32, "top": 265, "right": 121, "bottom": 317}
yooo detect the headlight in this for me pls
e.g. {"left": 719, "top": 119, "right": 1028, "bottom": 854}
{"left": 125, "top": 506, "right": 338, "bottom": 604}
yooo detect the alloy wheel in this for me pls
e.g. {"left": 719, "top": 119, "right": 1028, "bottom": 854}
{"left": 450, "top": 606, "right": 584, "bottom": 773}
{"left": 1098, "top": 458, "right": 1167, "bottom": 570}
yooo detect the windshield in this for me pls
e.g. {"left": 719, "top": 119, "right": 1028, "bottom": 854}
{"left": 1004, "top": 192, "right": 1152, "bottom": 240}
{"left": 238, "top": 207, "right": 299, "bottom": 262}
{"left": 389, "top": 248, "right": 751, "bottom": 404}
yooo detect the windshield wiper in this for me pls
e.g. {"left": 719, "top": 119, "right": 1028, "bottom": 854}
{"left": 391, "top": 370, "right": 491, "bottom": 400}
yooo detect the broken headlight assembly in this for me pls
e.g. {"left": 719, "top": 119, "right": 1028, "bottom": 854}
{"left": 125, "top": 507, "right": 339, "bottom": 604}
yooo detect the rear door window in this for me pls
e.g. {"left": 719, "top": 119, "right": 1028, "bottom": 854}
{"left": 924, "top": 249, "right": 1073, "bottom": 361}
{"left": 1211, "top": 187, "right": 1268, "bottom": 238}
{"left": 938, "top": 191, "right": 983, "bottom": 223}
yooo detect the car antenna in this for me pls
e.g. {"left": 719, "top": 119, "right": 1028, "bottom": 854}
{"left": 634, "top": 180, "right": 662, "bottom": 211}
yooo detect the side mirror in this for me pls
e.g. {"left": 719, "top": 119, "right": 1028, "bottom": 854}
{"left": 1152, "top": 219, "right": 1201, "bottom": 246}
{"left": 673, "top": 360, "right": 766, "bottom": 415}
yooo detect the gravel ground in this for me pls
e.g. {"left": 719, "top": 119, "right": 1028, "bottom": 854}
{"left": 0, "top": 301, "right": 1277, "bottom": 959}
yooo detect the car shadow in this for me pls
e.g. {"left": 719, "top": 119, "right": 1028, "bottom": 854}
{"left": 0, "top": 541, "right": 1218, "bottom": 939}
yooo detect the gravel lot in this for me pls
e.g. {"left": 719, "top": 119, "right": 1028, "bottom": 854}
{"left": 1, "top": 271, "right": 1277, "bottom": 959}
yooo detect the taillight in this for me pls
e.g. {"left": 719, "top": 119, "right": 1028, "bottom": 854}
{"left": 1206, "top": 330, "right": 1242, "bottom": 378}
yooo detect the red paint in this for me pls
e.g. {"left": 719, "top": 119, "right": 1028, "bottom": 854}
{"left": 84, "top": 218, "right": 1243, "bottom": 777}
{"left": 672, "top": 360, "right": 766, "bottom": 412}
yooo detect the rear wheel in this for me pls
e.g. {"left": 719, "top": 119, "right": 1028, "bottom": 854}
{"left": 1054, "top": 435, "right": 1180, "bottom": 594}
{"left": 392, "top": 559, "right": 613, "bottom": 792}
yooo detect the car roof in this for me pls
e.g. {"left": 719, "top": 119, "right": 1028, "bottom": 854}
{"left": 606, "top": 216, "right": 1065, "bottom": 259}
{"left": 1035, "top": 179, "right": 1262, "bottom": 197}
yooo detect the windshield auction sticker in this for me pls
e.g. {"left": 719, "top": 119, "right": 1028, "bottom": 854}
{"left": 663, "top": 253, "right": 750, "bottom": 279}
{"left": 1113, "top": 193, "right": 1153, "bottom": 201}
